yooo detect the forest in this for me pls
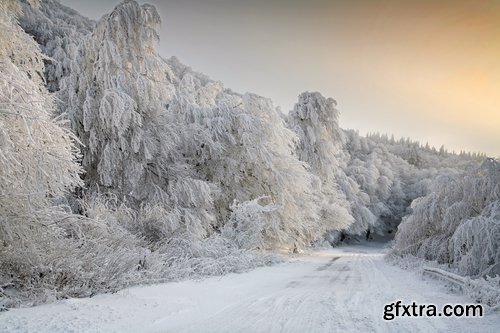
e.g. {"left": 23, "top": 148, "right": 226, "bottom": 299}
{"left": 0, "top": 0, "right": 498, "bottom": 309}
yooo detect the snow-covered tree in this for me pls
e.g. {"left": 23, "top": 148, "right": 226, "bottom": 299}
{"left": 344, "top": 131, "right": 419, "bottom": 235}
{"left": 62, "top": 0, "right": 328, "bottom": 251}
{"left": 0, "top": 0, "right": 82, "bottom": 217}
{"left": 366, "top": 132, "right": 483, "bottom": 170}
{"left": 393, "top": 158, "right": 500, "bottom": 277}
{"left": 287, "top": 92, "right": 359, "bottom": 236}
{"left": 62, "top": 0, "right": 217, "bottom": 240}
{"left": 18, "top": 0, "right": 94, "bottom": 93}
{"left": 167, "top": 69, "right": 326, "bottom": 250}
{"left": 288, "top": 92, "right": 345, "bottom": 177}
{"left": 64, "top": 0, "right": 173, "bottom": 198}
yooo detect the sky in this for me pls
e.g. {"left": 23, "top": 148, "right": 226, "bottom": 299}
{"left": 61, "top": 0, "right": 500, "bottom": 157}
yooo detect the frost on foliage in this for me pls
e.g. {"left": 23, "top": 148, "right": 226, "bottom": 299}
{"left": 287, "top": 92, "right": 458, "bottom": 239}
{"left": 0, "top": 0, "right": 88, "bottom": 307}
{"left": 351, "top": 132, "right": 482, "bottom": 238}
{"left": 451, "top": 202, "right": 500, "bottom": 278}
{"left": 222, "top": 198, "right": 280, "bottom": 250}
{"left": 288, "top": 92, "right": 345, "bottom": 177}
{"left": 57, "top": 0, "right": 325, "bottom": 253}
{"left": 286, "top": 93, "right": 418, "bottom": 237}
{"left": 393, "top": 158, "right": 500, "bottom": 278}
{"left": 367, "top": 132, "right": 485, "bottom": 170}
{"left": 168, "top": 72, "right": 325, "bottom": 250}
{"left": 343, "top": 130, "right": 426, "bottom": 235}
{"left": 18, "top": 0, "right": 94, "bottom": 92}
{"left": 63, "top": 0, "right": 216, "bottom": 239}
{"left": 287, "top": 92, "right": 356, "bottom": 235}
{"left": 65, "top": 0, "right": 168, "bottom": 195}
{"left": 0, "top": 195, "right": 276, "bottom": 307}
{"left": 0, "top": 0, "right": 82, "bottom": 216}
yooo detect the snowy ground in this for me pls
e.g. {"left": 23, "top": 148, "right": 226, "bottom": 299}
{"left": 1, "top": 242, "right": 498, "bottom": 333}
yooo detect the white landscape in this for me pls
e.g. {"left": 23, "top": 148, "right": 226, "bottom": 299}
{"left": 2, "top": 242, "right": 498, "bottom": 333}
{"left": 0, "top": 0, "right": 499, "bottom": 332}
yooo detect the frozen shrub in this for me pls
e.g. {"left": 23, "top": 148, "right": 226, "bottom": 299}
{"left": 393, "top": 159, "right": 500, "bottom": 278}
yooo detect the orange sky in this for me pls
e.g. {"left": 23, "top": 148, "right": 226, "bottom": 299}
{"left": 322, "top": 0, "right": 500, "bottom": 156}
{"left": 64, "top": 0, "right": 500, "bottom": 156}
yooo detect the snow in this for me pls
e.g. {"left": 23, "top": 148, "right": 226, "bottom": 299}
{"left": 1, "top": 242, "right": 498, "bottom": 333}
{"left": 2, "top": 0, "right": 498, "bottom": 322}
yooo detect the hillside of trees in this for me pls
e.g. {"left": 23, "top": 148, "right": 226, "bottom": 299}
{"left": 0, "top": 0, "right": 498, "bottom": 307}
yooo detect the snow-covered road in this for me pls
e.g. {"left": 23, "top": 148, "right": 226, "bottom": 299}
{"left": 1, "top": 243, "right": 498, "bottom": 333}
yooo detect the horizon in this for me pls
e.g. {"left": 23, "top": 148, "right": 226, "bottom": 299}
{"left": 60, "top": 0, "right": 500, "bottom": 157}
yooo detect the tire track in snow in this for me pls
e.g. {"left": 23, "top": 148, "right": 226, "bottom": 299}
{"left": 162, "top": 248, "right": 498, "bottom": 333}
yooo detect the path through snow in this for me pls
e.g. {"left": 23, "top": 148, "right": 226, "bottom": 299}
{"left": 1, "top": 242, "right": 498, "bottom": 332}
